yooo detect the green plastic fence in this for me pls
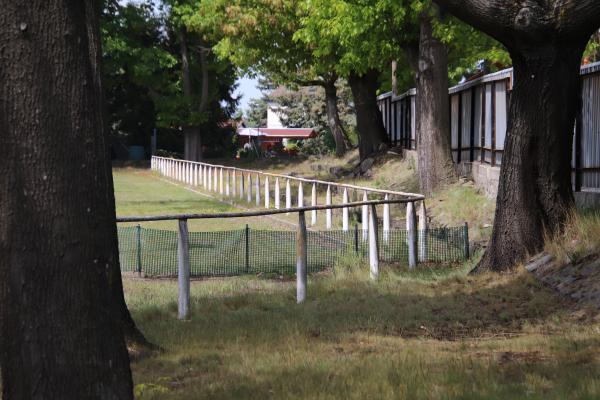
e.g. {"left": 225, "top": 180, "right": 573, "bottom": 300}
{"left": 117, "top": 225, "right": 469, "bottom": 277}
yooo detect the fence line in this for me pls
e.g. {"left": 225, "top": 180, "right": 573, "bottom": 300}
{"left": 377, "top": 61, "right": 600, "bottom": 192}
{"left": 150, "top": 155, "right": 427, "bottom": 240}
{"left": 118, "top": 197, "right": 435, "bottom": 318}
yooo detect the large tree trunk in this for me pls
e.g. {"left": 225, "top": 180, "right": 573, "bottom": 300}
{"left": 477, "top": 46, "right": 583, "bottom": 271}
{"left": 433, "top": 0, "right": 600, "bottom": 272}
{"left": 0, "top": 0, "right": 133, "bottom": 398}
{"left": 180, "top": 29, "right": 203, "bottom": 161}
{"left": 323, "top": 80, "right": 351, "bottom": 157}
{"left": 348, "top": 69, "right": 390, "bottom": 161}
{"left": 415, "top": 14, "right": 457, "bottom": 196}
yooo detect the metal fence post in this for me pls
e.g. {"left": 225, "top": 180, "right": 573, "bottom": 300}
{"left": 406, "top": 202, "right": 417, "bottom": 269}
{"left": 464, "top": 222, "right": 470, "bottom": 260}
{"left": 296, "top": 211, "right": 308, "bottom": 303}
{"left": 245, "top": 224, "right": 250, "bottom": 273}
{"left": 177, "top": 219, "right": 191, "bottom": 320}
{"left": 136, "top": 224, "right": 142, "bottom": 277}
{"left": 368, "top": 205, "right": 379, "bottom": 280}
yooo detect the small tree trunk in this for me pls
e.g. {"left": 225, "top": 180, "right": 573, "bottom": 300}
{"left": 476, "top": 46, "right": 583, "bottom": 272}
{"left": 348, "top": 69, "right": 390, "bottom": 161}
{"left": 415, "top": 14, "right": 457, "bottom": 196}
{"left": 323, "top": 80, "right": 350, "bottom": 157}
{"left": 0, "top": 0, "right": 133, "bottom": 397}
{"left": 180, "top": 29, "right": 203, "bottom": 161}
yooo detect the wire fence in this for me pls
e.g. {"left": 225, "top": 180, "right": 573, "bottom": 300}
{"left": 118, "top": 224, "right": 469, "bottom": 277}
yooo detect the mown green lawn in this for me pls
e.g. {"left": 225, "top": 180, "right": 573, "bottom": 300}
{"left": 114, "top": 167, "right": 294, "bottom": 232}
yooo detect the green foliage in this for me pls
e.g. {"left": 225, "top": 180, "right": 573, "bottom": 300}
{"left": 101, "top": 0, "right": 239, "bottom": 155}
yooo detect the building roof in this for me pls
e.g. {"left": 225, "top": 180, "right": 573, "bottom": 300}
{"left": 237, "top": 128, "right": 316, "bottom": 139}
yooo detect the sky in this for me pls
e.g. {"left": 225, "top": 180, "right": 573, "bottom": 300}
{"left": 235, "top": 76, "right": 262, "bottom": 114}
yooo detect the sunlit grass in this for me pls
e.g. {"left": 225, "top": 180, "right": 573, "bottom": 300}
{"left": 126, "top": 261, "right": 600, "bottom": 399}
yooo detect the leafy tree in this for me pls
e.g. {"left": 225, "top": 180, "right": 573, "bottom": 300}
{"left": 198, "top": 0, "right": 352, "bottom": 157}
{"left": 434, "top": 0, "right": 600, "bottom": 272}
{"left": 101, "top": 0, "right": 239, "bottom": 161}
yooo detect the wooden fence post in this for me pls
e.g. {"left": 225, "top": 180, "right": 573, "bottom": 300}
{"left": 298, "top": 181, "right": 304, "bottom": 207}
{"left": 203, "top": 166, "right": 207, "bottom": 188}
{"left": 225, "top": 170, "right": 230, "bottom": 196}
{"left": 383, "top": 194, "right": 390, "bottom": 243}
{"left": 265, "top": 176, "right": 270, "bottom": 208}
{"left": 213, "top": 168, "right": 218, "bottom": 192}
{"left": 342, "top": 188, "right": 349, "bottom": 231}
{"left": 362, "top": 191, "right": 368, "bottom": 241}
{"left": 208, "top": 167, "right": 212, "bottom": 190}
{"left": 326, "top": 185, "right": 332, "bottom": 229}
{"left": 296, "top": 211, "right": 308, "bottom": 303}
{"left": 406, "top": 202, "right": 417, "bottom": 269}
{"left": 220, "top": 168, "right": 224, "bottom": 194}
{"left": 286, "top": 179, "right": 292, "bottom": 209}
{"left": 275, "top": 178, "right": 280, "bottom": 209}
{"left": 136, "top": 224, "right": 142, "bottom": 277}
{"left": 369, "top": 205, "right": 379, "bottom": 280}
{"left": 255, "top": 175, "right": 261, "bottom": 206}
{"left": 177, "top": 219, "right": 191, "bottom": 320}
{"left": 247, "top": 174, "right": 253, "bottom": 203}
{"left": 239, "top": 172, "right": 244, "bottom": 199}
{"left": 311, "top": 183, "right": 317, "bottom": 226}
{"left": 232, "top": 170, "right": 236, "bottom": 196}
{"left": 418, "top": 201, "right": 428, "bottom": 262}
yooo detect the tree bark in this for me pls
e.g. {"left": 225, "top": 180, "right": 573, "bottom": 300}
{"left": 477, "top": 46, "right": 583, "bottom": 272}
{"left": 433, "top": 0, "right": 600, "bottom": 272}
{"left": 415, "top": 14, "right": 457, "bottom": 196}
{"left": 348, "top": 69, "right": 390, "bottom": 161}
{"left": 0, "top": 0, "right": 133, "bottom": 398}
{"left": 323, "top": 79, "right": 351, "bottom": 157}
{"left": 180, "top": 29, "right": 204, "bottom": 161}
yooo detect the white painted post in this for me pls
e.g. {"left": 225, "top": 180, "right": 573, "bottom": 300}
{"left": 264, "top": 176, "right": 270, "bottom": 208}
{"left": 255, "top": 174, "right": 261, "bottom": 205}
{"left": 177, "top": 219, "right": 191, "bottom": 320}
{"left": 213, "top": 168, "right": 218, "bottom": 192}
{"left": 274, "top": 178, "right": 281, "bottom": 209}
{"left": 362, "top": 191, "right": 369, "bottom": 241}
{"left": 418, "top": 201, "right": 428, "bottom": 262}
{"left": 225, "top": 170, "right": 230, "bottom": 196}
{"left": 368, "top": 205, "right": 379, "bottom": 280}
{"left": 219, "top": 168, "right": 224, "bottom": 194}
{"left": 239, "top": 172, "right": 244, "bottom": 199}
{"left": 285, "top": 179, "right": 292, "bottom": 209}
{"left": 208, "top": 167, "right": 212, "bottom": 190}
{"left": 296, "top": 211, "right": 308, "bottom": 304}
{"left": 342, "top": 188, "right": 349, "bottom": 231}
{"left": 311, "top": 183, "right": 317, "bottom": 226}
{"left": 298, "top": 181, "right": 304, "bottom": 207}
{"left": 232, "top": 170, "right": 236, "bottom": 196}
{"left": 326, "top": 185, "right": 332, "bottom": 229}
{"left": 247, "top": 174, "right": 252, "bottom": 202}
{"left": 406, "top": 202, "right": 417, "bottom": 269}
{"left": 383, "top": 194, "right": 390, "bottom": 243}
{"left": 203, "top": 166, "right": 207, "bottom": 188}
{"left": 187, "top": 163, "right": 191, "bottom": 185}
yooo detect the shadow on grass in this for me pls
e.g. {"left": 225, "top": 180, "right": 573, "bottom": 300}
{"left": 127, "top": 268, "right": 600, "bottom": 399}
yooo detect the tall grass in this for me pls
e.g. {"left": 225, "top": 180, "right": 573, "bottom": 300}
{"left": 545, "top": 211, "right": 600, "bottom": 263}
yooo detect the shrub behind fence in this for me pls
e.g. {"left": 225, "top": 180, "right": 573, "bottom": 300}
{"left": 118, "top": 225, "right": 469, "bottom": 277}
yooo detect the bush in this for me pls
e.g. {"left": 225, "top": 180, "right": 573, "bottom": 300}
{"left": 298, "top": 133, "right": 334, "bottom": 156}
{"left": 155, "top": 149, "right": 180, "bottom": 159}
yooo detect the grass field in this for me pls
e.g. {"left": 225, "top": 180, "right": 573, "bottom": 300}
{"left": 126, "top": 263, "right": 600, "bottom": 399}
{"left": 119, "top": 166, "right": 600, "bottom": 399}
{"left": 114, "top": 168, "right": 295, "bottom": 232}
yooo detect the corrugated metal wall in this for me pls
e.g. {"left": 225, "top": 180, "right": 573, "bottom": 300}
{"left": 377, "top": 62, "right": 600, "bottom": 192}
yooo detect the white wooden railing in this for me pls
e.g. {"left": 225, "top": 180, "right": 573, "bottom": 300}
{"left": 150, "top": 156, "right": 428, "bottom": 261}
